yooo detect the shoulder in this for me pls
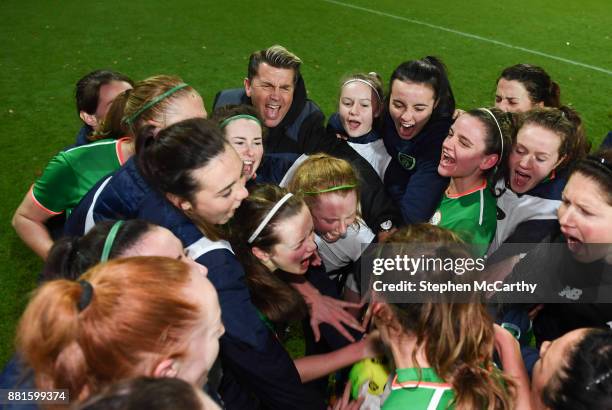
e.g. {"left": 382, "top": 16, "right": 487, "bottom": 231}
{"left": 213, "top": 87, "right": 248, "bottom": 109}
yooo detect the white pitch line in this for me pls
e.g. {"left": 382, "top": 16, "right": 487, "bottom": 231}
{"left": 322, "top": 0, "right": 612, "bottom": 76}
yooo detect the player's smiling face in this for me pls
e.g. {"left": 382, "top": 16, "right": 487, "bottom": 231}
{"left": 224, "top": 118, "right": 264, "bottom": 180}
{"left": 508, "top": 124, "right": 562, "bottom": 194}
{"left": 389, "top": 80, "right": 436, "bottom": 141}
{"left": 310, "top": 191, "right": 358, "bottom": 243}
{"left": 254, "top": 205, "right": 318, "bottom": 275}
{"left": 438, "top": 113, "right": 495, "bottom": 179}
{"left": 495, "top": 78, "right": 538, "bottom": 113}
{"left": 338, "top": 81, "right": 379, "bottom": 138}
{"left": 244, "top": 63, "right": 295, "bottom": 128}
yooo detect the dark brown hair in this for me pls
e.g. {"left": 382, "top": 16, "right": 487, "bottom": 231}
{"left": 136, "top": 118, "right": 229, "bottom": 240}
{"left": 518, "top": 106, "right": 590, "bottom": 171}
{"left": 498, "top": 64, "right": 560, "bottom": 108}
{"left": 569, "top": 148, "right": 612, "bottom": 205}
{"left": 75, "top": 69, "right": 133, "bottom": 115}
{"left": 389, "top": 56, "right": 455, "bottom": 120}
{"left": 464, "top": 108, "right": 517, "bottom": 181}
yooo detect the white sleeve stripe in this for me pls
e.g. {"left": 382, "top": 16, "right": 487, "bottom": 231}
{"left": 186, "top": 237, "right": 234, "bottom": 259}
{"left": 84, "top": 176, "right": 113, "bottom": 234}
{"left": 279, "top": 154, "right": 309, "bottom": 188}
{"left": 479, "top": 188, "right": 484, "bottom": 226}
{"left": 427, "top": 388, "right": 446, "bottom": 410}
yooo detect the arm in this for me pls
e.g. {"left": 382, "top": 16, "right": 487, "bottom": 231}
{"left": 399, "top": 159, "right": 448, "bottom": 224}
{"left": 12, "top": 189, "right": 56, "bottom": 259}
{"left": 220, "top": 333, "right": 326, "bottom": 410}
{"left": 294, "top": 333, "right": 378, "bottom": 383}
{"left": 493, "top": 325, "right": 533, "bottom": 410}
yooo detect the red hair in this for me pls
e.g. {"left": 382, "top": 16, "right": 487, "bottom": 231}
{"left": 16, "top": 257, "right": 201, "bottom": 401}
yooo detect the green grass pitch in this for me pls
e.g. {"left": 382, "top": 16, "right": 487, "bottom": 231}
{"left": 1, "top": 0, "right": 610, "bottom": 366}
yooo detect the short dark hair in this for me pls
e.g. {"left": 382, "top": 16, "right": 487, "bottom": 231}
{"left": 247, "top": 45, "right": 302, "bottom": 84}
{"left": 75, "top": 69, "right": 133, "bottom": 115}
{"left": 498, "top": 64, "right": 560, "bottom": 108}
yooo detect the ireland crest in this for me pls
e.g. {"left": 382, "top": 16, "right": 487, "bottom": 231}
{"left": 397, "top": 152, "right": 416, "bottom": 170}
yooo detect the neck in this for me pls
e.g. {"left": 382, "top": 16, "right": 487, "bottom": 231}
{"left": 530, "top": 388, "right": 548, "bottom": 410}
{"left": 261, "top": 258, "right": 277, "bottom": 272}
{"left": 389, "top": 333, "right": 430, "bottom": 369}
{"left": 120, "top": 138, "right": 135, "bottom": 162}
{"left": 448, "top": 174, "right": 485, "bottom": 196}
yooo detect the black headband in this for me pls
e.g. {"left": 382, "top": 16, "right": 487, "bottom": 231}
{"left": 584, "top": 155, "right": 612, "bottom": 176}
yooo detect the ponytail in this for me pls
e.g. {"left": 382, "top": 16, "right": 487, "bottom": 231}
{"left": 546, "top": 81, "right": 561, "bottom": 108}
{"left": 16, "top": 279, "right": 89, "bottom": 396}
{"left": 498, "top": 64, "right": 561, "bottom": 108}
{"left": 44, "top": 220, "right": 153, "bottom": 280}
{"left": 17, "top": 257, "right": 201, "bottom": 400}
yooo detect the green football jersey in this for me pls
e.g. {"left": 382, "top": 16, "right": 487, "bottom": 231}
{"left": 32, "top": 138, "right": 127, "bottom": 216}
{"left": 429, "top": 181, "right": 497, "bottom": 255}
{"left": 382, "top": 368, "right": 454, "bottom": 410}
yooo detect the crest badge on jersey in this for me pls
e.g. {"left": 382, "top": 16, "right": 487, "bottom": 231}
{"left": 430, "top": 210, "right": 442, "bottom": 225}
{"left": 397, "top": 152, "right": 416, "bottom": 170}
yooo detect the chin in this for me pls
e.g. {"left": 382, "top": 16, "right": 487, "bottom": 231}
{"left": 437, "top": 166, "right": 451, "bottom": 177}
{"left": 322, "top": 235, "right": 340, "bottom": 244}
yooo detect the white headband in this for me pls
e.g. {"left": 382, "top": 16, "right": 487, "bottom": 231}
{"left": 248, "top": 193, "right": 294, "bottom": 244}
{"left": 478, "top": 108, "right": 504, "bottom": 165}
{"left": 341, "top": 78, "right": 381, "bottom": 103}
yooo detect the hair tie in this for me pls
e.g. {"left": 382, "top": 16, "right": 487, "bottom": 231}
{"left": 77, "top": 280, "right": 94, "bottom": 311}
{"left": 220, "top": 114, "right": 262, "bottom": 129}
{"left": 100, "top": 221, "right": 124, "bottom": 262}
{"left": 341, "top": 79, "right": 381, "bottom": 103}
{"left": 124, "top": 83, "right": 189, "bottom": 125}
{"left": 302, "top": 184, "right": 356, "bottom": 195}
{"left": 248, "top": 193, "right": 293, "bottom": 244}
{"left": 585, "top": 155, "right": 612, "bottom": 175}
{"left": 478, "top": 108, "right": 504, "bottom": 165}
{"left": 586, "top": 369, "right": 612, "bottom": 391}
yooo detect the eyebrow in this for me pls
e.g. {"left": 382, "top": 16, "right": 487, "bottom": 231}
{"left": 293, "top": 225, "right": 314, "bottom": 247}
{"left": 216, "top": 179, "right": 237, "bottom": 195}
{"left": 459, "top": 135, "right": 473, "bottom": 147}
